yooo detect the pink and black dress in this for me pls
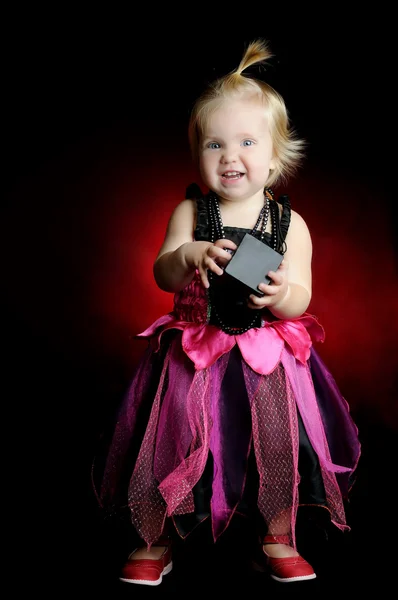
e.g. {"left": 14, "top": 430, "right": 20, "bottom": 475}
{"left": 97, "top": 189, "right": 361, "bottom": 550}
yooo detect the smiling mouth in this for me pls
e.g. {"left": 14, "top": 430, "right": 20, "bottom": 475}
{"left": 222, "top": 171, "right": 244, "bottom": 179}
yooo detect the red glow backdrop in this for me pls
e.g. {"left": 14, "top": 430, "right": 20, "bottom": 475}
{"left": 65, "top": 144, "right": 397, "bottom": 429}
{"left": 3, "top": 25, "right": 397, "bottom": 450}
{"left": 3, "top": 126, "right": 397, "bottom": 447}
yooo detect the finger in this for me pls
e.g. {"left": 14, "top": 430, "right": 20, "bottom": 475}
{"left": 266, "top": 271, "right": 283, "bottom": 285}
{"left": 214, "top": 238, "right": 238, "bottom": 251}
{"left": 247, "top": 298, "right": 261, "bottom": 309}
{"left": 199, "top": 266, "right": 210, "bottom": 289}
{"left": 214, "top": 264, "right": 225, "bottom": 276}
{"left": 212, "top": 247, "right": 236, "bottom": 260}
{"left": 248, "top": 291, "right": 267, "bottom": 306}
{"left": 207, "top": 260, "right": 224, "bottom": 277}
{"left": 215, "top": 251, "right": 235, "bottom": 269}
{"left": 248, "top": 299, "right": 267, "bottom": 310}
{"left": 209, "top": 247, "right": 235, "bottom": 269}
{"left": 257, "top": 282, "right": 279, "bottom": 296}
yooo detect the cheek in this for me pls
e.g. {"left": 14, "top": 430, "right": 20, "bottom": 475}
{"left": 250, "top": 157, "right": 273, "bottom": 173}
{"left": 200, "top": 155, "right": 216, "bottom": 176}
{"left": 261, "top": 152, "right": 275, "bottom": 172}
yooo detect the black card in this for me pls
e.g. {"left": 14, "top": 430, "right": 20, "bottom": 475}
{"left": 224, "top": 233, "right": 283, "bottom": 297}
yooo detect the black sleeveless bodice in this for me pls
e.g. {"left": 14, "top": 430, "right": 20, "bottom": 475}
{"left": 193, "top": 192, "right": 292, "bottom": 332}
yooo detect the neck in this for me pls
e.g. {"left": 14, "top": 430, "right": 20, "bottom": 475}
{"left": 217, "top": 189, "right": 266, "bottom": 210}
{"left": 209, "top": 193, "right": 270, "bottom": 241}
{"left": 216, "top": 190, "right": 269, "bottom": 230}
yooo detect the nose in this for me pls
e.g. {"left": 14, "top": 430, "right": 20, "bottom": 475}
{"left": 220, "top": 145, "right": 237, "bottom": 164}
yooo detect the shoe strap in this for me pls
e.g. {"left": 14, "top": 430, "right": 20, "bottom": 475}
{"left": 262, "top": 534, "right": 290, "bottom": 545}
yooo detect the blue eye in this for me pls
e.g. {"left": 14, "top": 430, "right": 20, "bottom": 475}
{"left": 242, "top": 139, "right": 254, "bottom": 147}
{"left": 208, "top": 142, "right": 220, "bottom": 149}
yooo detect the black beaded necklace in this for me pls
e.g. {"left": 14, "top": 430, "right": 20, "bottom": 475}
{"left": 207, "top": 189, "right": 277, "bottom": 334}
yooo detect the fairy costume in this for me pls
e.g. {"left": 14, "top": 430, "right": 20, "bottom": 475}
{"left": 97, "top": 187, "right": 360, "bottom": 550}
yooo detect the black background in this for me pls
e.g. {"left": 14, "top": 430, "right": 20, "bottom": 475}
{"left": 3, "top": 7, "right": 397, "bottom": 595}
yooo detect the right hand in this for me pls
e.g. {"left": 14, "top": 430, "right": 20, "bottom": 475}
{"left": 185, "top": 238, "right": 237, "bottom": 289}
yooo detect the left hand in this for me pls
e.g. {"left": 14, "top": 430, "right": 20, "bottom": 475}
{"left": 247, "top": 259, "right": 289, "bottom": 310}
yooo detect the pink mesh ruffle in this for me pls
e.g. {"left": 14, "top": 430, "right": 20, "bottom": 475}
{"left": 121, "top": 335, "right": 354, "bottom": 548}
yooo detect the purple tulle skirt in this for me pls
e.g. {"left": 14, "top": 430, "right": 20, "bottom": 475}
{"left": 96, "top": 322, "right": 360, "bottom": 549}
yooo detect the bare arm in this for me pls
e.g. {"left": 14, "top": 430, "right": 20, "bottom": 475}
{"left": 153, "top": 199, "right": 237, "bottom": 293}
{"left": 153, "top": 199, "right": 198, "bottom": 292}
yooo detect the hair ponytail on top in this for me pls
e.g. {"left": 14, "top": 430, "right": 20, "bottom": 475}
{"left": 188, "top": 39, "right": 305, "bottom": 187}
{"left": 230, "top": 39, "right": 273, "bottom": 79}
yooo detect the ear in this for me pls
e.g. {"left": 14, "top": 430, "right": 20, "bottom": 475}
{"left": 269, "top": 156, "right": 276, "bottom": 170}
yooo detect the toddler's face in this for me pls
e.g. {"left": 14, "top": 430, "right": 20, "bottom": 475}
{"left": 199, "top": 96, "right": 275, "bottom": 202}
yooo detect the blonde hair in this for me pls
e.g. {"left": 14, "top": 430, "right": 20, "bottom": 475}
{"left": 188, "top": 39, "right": 305, "bottom": 187}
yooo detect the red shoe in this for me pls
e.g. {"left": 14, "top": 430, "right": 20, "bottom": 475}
{"left": 263, "top": 535, "right": 316, "bottom": 583}
{"left": 119, "top": 543, "right": 173, "bottom": 586}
